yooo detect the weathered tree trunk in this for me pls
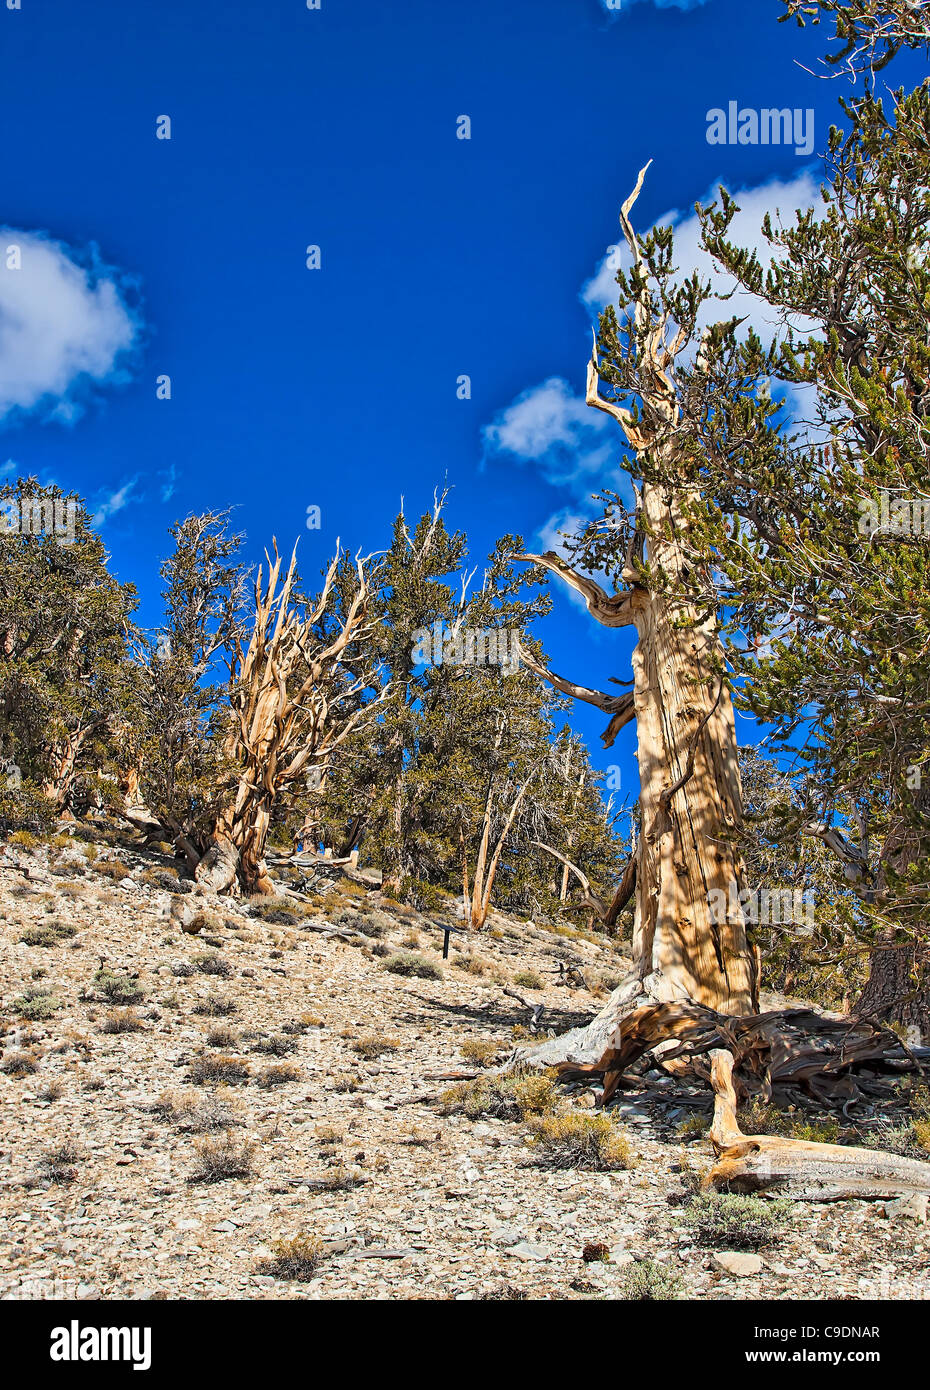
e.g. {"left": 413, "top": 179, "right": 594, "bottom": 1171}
{"left": 855, "top": 935, "right": 930, "bottom": 1045}
{"left": 626, "top": 485, "right": 755, "bottom": 1015}
{"left": 195, "top": 544, "right": 383, "bottom": 897}
{"left": 468, "top": 761, "right": 536, "bottom": 929}
{"left": 41, "top": 726, "right": 92, "bottom": 808}
{"left": 513, "top": 168, "right": 756, "bottom": 1065}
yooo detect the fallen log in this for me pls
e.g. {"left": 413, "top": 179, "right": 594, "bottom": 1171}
{"left": 705, "top": 1048, "right": 930, "bottom": 1202}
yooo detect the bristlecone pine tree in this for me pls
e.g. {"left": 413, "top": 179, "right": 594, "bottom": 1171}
{"left": 0, "top": 477, "right": 137, "bottom": 818}
{"left": 195, "top": 541, "right": 386, "bottom": 896}
{"left": 311, "top": 494, "right": 624, "bottom": 925}
{"left": 685, "top": 67, "right": 930, "bottom": 1041}
{"left": 514, "top": 167, "right": 759, "bottom": 1069}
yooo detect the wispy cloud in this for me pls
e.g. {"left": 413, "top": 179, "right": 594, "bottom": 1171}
{"left": 487, "top": 170, "right": 825, "bottom": 552}
{"left": 581, "top": 169, "right": 824, "bottom": 344}
{"left": 159, "top": 462, "right": 177, "bottom": 504}
{"left": 600, "top": 0, "right": 711, "bottom": 13}
{"left": 0, "top": 458, "right": 15, "bottom": 479}
{"left": 0, "top": 229, "right": 142, "bottom": 427}
{"left": 93, "top": 476, "right": 139, "bottom": 527}
{"left": 482, "top": 376, "right": 613, "bottom": 493}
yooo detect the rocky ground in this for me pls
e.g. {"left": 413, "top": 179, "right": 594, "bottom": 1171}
{"left": 1, "top": 823, "right": 928, "bottom": 1301}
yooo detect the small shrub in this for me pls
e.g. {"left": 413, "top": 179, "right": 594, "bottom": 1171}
{"left": 94, "top": 859, "right": 129, "bottom": 882}
{"left": 513, "top": 969, "right": 544, "bottom": 990}
{"left": 455, "top": 954, "right": 490, "bottom": 976}
{"left": 38, "top": 1078, "right": 64, "bottom": 1102}
{"left": 459, "top": 1038, "right": 501, "bottom": 1067}
{"left": 20, "top": 923, "right": 77, "bottom": 948}
{"left": 192, "top": 954, "right": 232, "bottom": 977}
{"left": 206, "top": 1024, "right": 240, "bottom": 1049}
{"left": 188, "top": 1054, "right": 251, "bottom": 1086}
{"left": 189, "top": 1132, "right": 257, "bottom": 1183}
{"left": 13, "top": 987, "right": 63, "bottom": 1021}
{"left": 676, "top": 1113, "right": 710, "bottom": 1141}
{"left": 250, "top": 1033, "right": 298, "bottom": 1056}
{"left": 316, "top": 1164, "right": 364, "bottom": 1191}
{"left": 441, "top": 1070, "right": 559, "bottom": 1121}
{"left": 332, "top": 1073, "right": 361, "bottom": 1093}
{"left": 38, "top": 1141, "right": 82, "bottom": 1185}
{"left": 382, "top": 952, "right": 442, "bottom": 980}
{"left": 913, "top": 1118, "right": 930, "bottom": 1156}
{"left": 139, "top": 866, "right": 179, "bottom": 889}
{"left": 787, "top": 1116, "right": 842, "bottom": 1144}
{"left": 249, "top": 896, "right": 308, "bottom": 926}
{"left": 8, "top": 829, "right": 42, "bottom": 849}
{"left": 582, "top": 1242, "right": 610, "bottom": 1263}
{"left": 93, "top": 969, "right": 145, "bottom": 1005}
{"left": 617, "top": 1259, "right": 682, "bottom": 1301}
{"left": 737, "top": 1099, "right": 841, "bottom": 1145}
{"left": 154, "top": 1089, "right": 242, "bottom": 1132}
{"left": 686, "top": 1193, "right": 791, "bottom": 1250}
{"left": 257, "top": 1063, "right": 302, "bottom": 1088}
{"left": 351, "top": 1036, "right": 400, "bottom": 1060}
{"left": 100, "top": 1008, "right": 144, "bottom": 1034}
{"left": 256, "top": 1232, "right": 326, "bottom": 1281}
{"left": 526, "top": 1111, "right": 635, "bottom": 1171}
{"left": 192, "top": 997, "right": 238, "bottom": 1017}
{"left": 1, "top": 1050, "right": 40, "bottom": 1076}
{"left": 170, "top": 961, "right": 195, "bottom": 977}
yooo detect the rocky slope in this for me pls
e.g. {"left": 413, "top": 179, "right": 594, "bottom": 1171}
{"left": 0, "top": 825, "right": 928, "bottom": 1301}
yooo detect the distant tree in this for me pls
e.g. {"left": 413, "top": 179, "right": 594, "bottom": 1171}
{"left": 310, "top": 495, "right": 626, "bottom": 927}
{"left": 0, "top": 477, "right": 136, "bottom": 812}
{"left": 127, "top": 511, "right": 248, "bottom": 866}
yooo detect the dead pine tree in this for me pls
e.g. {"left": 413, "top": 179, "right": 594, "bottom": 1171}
{"left": 513, "top": 164, "right": 758, "bottom": 1068}
{"left": 463, "top": 715, "right": 537, "bottom": 929}
{"left": 195, "top": 542, "right": 386, "bottom": 896}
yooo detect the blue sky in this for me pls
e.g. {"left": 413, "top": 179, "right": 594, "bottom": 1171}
{"left": 1, "top": 0, "right": 920, "bottom": 797}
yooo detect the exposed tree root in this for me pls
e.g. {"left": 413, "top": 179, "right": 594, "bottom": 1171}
{"left": 705, "top": 1048, "right": 930, "bottom": 1201}
{"left": 511, "top": 985, "right": 929, "bottom": 1108}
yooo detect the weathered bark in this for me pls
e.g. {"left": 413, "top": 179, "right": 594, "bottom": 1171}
{"left": 468, "top": 752, "right": 536, "bottom": 929}
{"left": 706, "top": 1048, "right": 930, "bottom": 1201}
{"left": 196, "top": 543, "right": 385, "bottom": 896}
{"left": 513, "top": 166, "right": 756, "bottom": 1062}
{"left": 855, "top": 935, "right": 930, "bottom": 1045}
{"left": 40, "top": 724, "right": 96, "bottom": 808}
{"left": 804, "top": 817, "right": 930, "bottom": 1044}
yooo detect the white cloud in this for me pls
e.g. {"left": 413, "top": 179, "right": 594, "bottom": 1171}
{"left": 581, "top": 169, "right": 824, "bottom": 344}
{"left": 0, "top": 229, "right": 141, "bottom": 425}
{"left": 93, "top": 476, "right": 139, "bottom": 527}
{"left": 486, "top": 170, "right": 827, "bottom": 544}
{"left": 482, "top": 376, "right": 613, "bottom": 492}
